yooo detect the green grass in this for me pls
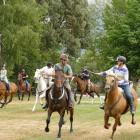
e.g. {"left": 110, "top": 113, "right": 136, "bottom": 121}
{"left": 0, "top": 96, "right": 140, "bottom": 140}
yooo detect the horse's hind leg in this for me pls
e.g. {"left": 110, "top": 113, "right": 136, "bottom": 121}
{"left": 77, "top": 93, "right": 83, "bottom": 104}
{"left": 45, "top": 108, "right": 52, "bottom": 132}
{"left": 69, "top": 108, "right": 74, "bottom": 133}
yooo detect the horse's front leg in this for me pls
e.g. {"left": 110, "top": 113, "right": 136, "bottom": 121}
{"left": 6, "top": 93, "right": 13, "bottom": 104}
{"left": 27, "top": 91, "right": 30, "bottom": 101}
{"left": 32, "top": 92, "right": 39, "bottom": 112}
{"left": 21, "top": 92, "right": 24, "bottom": 101}
{"left": 77, "top": 93, "right": 83, "bottom": 104}
{"left": 110, "top": 115, "right": 120, "bottom": 140}
{"left": 45, "top": 108, "right": 52, "bottom": 132}
{"left": 39, "top": 91, "right": 46, "bottom": 106}
{"left": 0, "top": 94, "right": 7, "bottom": 108}
{"left": 104, "top": 113, "right": 111, "bottom": 129}
{"left": 57, "top": 110, "right": 65, "bottom": 138}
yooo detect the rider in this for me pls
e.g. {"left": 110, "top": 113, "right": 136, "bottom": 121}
{"left": 43, "top": 53, "right": 74, "bottom": 109}
{"left": 80, "top": 68, "right": 91, "bottom": 92}
{"left": 40, "top": 62, "right": 54, "bottom": 87}
{"left": 0, "top": 64, "right": 10, "bottom": 92}
{"left": 19, "top": 69, "right": 30, "bottom": 91}
{"left": 96, "top": 55, "right": 135, "bottom": 115}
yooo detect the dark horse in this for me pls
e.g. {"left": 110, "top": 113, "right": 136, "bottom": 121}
{"left": 0, "top": 81, "right": 17, "bottom": 108}
{"left": 71, "top": 74, "right": 103, "bottom": 105}
{"left": 17, "top": 73, "right": 31, "bottom": 101}
{"left": 45, "top": 70, "right": 74, "bottom": 139}
{"left": 104, "top": 74, "right": 138, "bottom": 140}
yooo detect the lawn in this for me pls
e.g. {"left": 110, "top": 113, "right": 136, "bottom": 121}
{"left": 0, "top": 96, "right": 140, "bottom": 140}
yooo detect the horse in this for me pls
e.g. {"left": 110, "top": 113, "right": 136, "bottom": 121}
{"left": 0, "top": 81, "right": 17, "bottom": 108}
{"left": 104, "top": 74, "right": 138, "bottom": 140}
{"left": 71, "top": 74, "right": 104, "bottom": 105}
{"left": 17, "top": 73, "right": 31, "bottom": 101}
{"left": 32, "top": 69, "right": 52, "bottom": 112}
{"left": 45, "top": 70, "right": 74, "bottom": 139}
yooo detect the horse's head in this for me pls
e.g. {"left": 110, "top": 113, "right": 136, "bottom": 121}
{"left": 54, "top": 70, "right": 65, "bottom": 88}
{"left": 34, "top": 69, "right": 42, "bottom": 83}
{"left": 105, "top": 74, "right": 117, "bottom": 93}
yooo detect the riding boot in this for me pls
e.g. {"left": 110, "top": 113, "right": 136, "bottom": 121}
{"left": 42, "top": 88, "right": 51, "bottom": 109}
{"left": 66, "top": 88, "right": 74, "bottom": 108}
{"left": 6, "top": 83, "right": 10, "bottom": 93}
{"left": 128, "top": 98, "right": 135, "bottom": 115}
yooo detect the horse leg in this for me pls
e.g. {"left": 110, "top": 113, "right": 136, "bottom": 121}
{"left": 32, "top": 92, "right": 39, "bottom": 112}
{"left": 57, "top": 110, "right": 65, "bottom": 138}
{"left": 77, "top": 93, "right": 83, "bottom": 104}
{"left": 0, "top": 94, "right": 8, "bottom": 108}
{"left": 73, "top": 90, "right": 77, "bottom": 102}
{"left": 27, "top": 91, "right": 31, "bottom": 101}
{"left": 39, "top": 91, "right": 46, "bottom": 106}
{"left": 69, "top": 108, "right": 74, "bottom": 133}
{"left": 21, "top": 92, "right": 24, "bottom": 101}
{"left": 18, "top": 92, "right": 21, "bottom": 100}
{"left": 45, "top": 108, "right": 52, "bottom": 132}
{"left": 6, "top": 93, "right": 13, "bottom": 104}
{"left": 104, "top": 114, "right": 111, "bottom": 129}
{"left": 110, "top": 116, "right": 120, "bottom": 140}
{"left": 131, "top": 114, "right": 136, "bottom": 125}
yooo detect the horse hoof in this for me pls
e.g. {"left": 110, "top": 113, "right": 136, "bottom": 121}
{"left": 104, "top": 125, "right": 109, "bottom": 129}
{"left": 118, "top": 122, "right": 122, "bottom": 126}
{"left": 70, "top": 129, "right": 73, "bottom": 133}
{"left": 132, "top": 121, "right": 136, "bottom": 125}
{"left": 45, "top": 127, "right": 49, "bottom": 132}
{"left": 56, "top": 138, "right": 61, "bottom": 140}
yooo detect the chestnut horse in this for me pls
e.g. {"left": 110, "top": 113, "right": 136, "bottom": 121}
{"left": 0, "top": 81, "right": 17, "bottom": 108}
{"left": 18, "top": 73, "right": 31, "bottom": 101}
{"left": 45, "top": 70, "right": 74, "bottom": 139}
{"left": 104, "top": 75, "right": 138, "bottom": 140}
{"left": 71, "top": 74, "right": 103, "bottom": 105}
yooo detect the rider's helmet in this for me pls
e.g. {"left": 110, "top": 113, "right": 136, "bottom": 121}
{"left": 116, "top": 56, "right": 126, "bottom": 63}
{"left": 60, "top": 53, "right": 68, "bottom": 61}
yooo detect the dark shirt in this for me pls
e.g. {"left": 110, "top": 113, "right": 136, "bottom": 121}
{"left": 81, "top": 69, "right": 90, "bottom": 80}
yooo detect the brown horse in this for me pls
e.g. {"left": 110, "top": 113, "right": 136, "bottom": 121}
{"left": 71, "top": 74, "right": 103, "bottom": 105}
{"left": 45, "top": 70, "right": 74, "bottom": 139}
{"left": 18, "top": 73, "right": 31, "bottom": 101}
{"left": 104, "top": 75, "right": 138, "bottom": 140}
{"left": 0, "top": 81, "right": 17, "bottom": 108}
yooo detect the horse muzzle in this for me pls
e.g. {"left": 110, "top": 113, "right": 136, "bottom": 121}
{"left": 105, "top": 85, "right": 111, "bottom": 92}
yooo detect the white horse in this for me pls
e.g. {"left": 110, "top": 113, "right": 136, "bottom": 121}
{"left": 32, "top": 69, "right": 48, "bottom": 112}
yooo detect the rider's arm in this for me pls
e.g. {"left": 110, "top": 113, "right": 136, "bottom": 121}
{"left": 97, "top": 67, "right": 115, "bottom": 77}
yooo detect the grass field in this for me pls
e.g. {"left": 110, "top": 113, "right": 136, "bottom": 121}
{"left": 0, "top": 96, "right": 140, "bottom": 140}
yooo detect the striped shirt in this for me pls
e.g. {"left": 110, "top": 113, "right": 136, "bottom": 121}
{"left": 101, "top": 65, "right": 129, "bottom": 85}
